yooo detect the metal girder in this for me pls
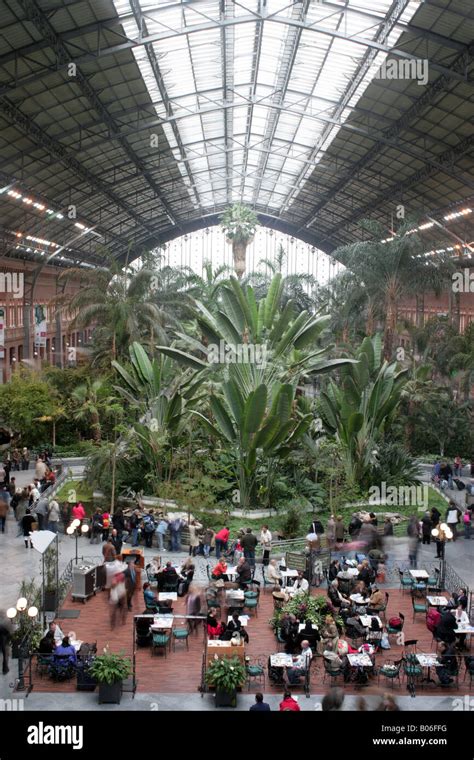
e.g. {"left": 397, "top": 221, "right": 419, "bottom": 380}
{"left": 0, "top": 95, "right": 166, "bottom": 246}
{"left": 17, "top": 0, "right": 180, "bottom": 229}
{"left": 221, "top": 0, "right": 234, "bottom": 205}
{"left": 251, "top": 0, "right": 309, "bottom": 207}
{"left": 317, "top": 133, "right": 474, "bottom": 245}
{"left": 300, "top": 45, "right": 474, "bottom": 231}
{"left": 0, "top": 6, "right": 468, "bottom": 102}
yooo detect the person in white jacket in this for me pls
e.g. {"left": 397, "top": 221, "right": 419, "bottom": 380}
{"left": 47, "top": 499, "right": 60, "bottom": 533}
{"left": 289, "top": 572, "right": 309, "bottom": 596}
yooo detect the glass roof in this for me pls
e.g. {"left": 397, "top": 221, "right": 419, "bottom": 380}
{"left": 106, "top": 1, "right": 419, "bottom": 214}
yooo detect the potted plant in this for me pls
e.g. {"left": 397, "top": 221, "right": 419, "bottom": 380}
{"left": 43, "top": 540, "right": 59, "bottom": 612}
{"left": 88, "top": 650, "right": 131, "bottom": 704}
{"left": 10, "top": 580, "right": 42, "bottom": 658}
{"left": 205, "top": 655, "right": 246, "bottom": 708}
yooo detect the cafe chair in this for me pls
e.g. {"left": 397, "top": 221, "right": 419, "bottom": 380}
{"left": 135, "top": 618, "right": 152, "bottom": 647}
{"left": 36, "top": 653, "right": 52, "bottom": 678}
{"left": 378, "top": 658, "right": 402, "bottom": 689}
{"left": 322, "top": 658, "right": 345, "bottom": 687}
{"left": 261, "top": 566, "right": 275, "bottom": 594}
{"left": 463, "top": 656, "right": 474, "bottom": 686}
{"left": 386, "top": 612, "right": 405, "bottom": 640}
{"left": 398, "top": 569, "right": 414, "bottom": 594}
{"left": 172, "top": 627, "right": 190, "bottom": 651}
{"left": 152, "top": 632, "right": 170, "bottom": 657}
{"left": 276, "top": 628, "right": 286, "bottom": 651}
{"left": 163, "top": 577, "right": 180, "bottom": 593}
{"left": 243, "top": 598, "right": 258, "bottom": 617}
{"left": 144, "top": 597, "right": 158, "bottom": 614}
{"left": 367, "top": 592, "right": 389, "bottom": 621}
{"left": 245, "top": 655, "right": 266, "bottom": 691}
{"left": 427, "top": 567, "right": 441, "bottom": 591}
{"left": 411, "top": 592, "right": 427, "bottom": 621}
{"left": 244, "top": 589, "right": 259, "bottom": 602}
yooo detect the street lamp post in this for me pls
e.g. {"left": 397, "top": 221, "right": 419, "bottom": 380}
{"left": 7, "top": 598, "right": 39, "bottom": 691}
{"left": 431, "top": 522, "right": 453, "bottom": 589}
{"left": 67, "top": 519, "right": 89, "bottom": 563}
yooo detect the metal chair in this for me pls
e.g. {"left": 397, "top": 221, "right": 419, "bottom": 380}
{"left": 398, "top": 568, "right": 414, "bottom": 594}
{"left": 386, "top": 612, "right": 405, "bottom": 641}
{"left": 243, "top": 598, "right": 258, "bottom": 617}
{"left": 411, "top": 592, "right": 427, "bottom": 621}
{"left": 322, "top": 658, "right": 345, "bottom": 686}
{"left": 378, "top": 658, "right": 402, "bottom": 689}
{"left": 152, "top": 632, "right": 170, "bottom": 657}
{"left": 245, "top": 655, "right": 266, "bottom": 691}
{"left": 172, "top": 627, "right": 190, "bottom": 651}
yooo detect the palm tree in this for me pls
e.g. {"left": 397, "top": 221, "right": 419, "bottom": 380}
{"left": 58, "top": 258, "right": 176, "bottom": 365}
{"left": 70, "top": 378, "right": 116, "bottom": 442}
{"left": 332, "top": 219, "right": 452, "bottom": 360}
{"left": 181, "top": 260, "right": 233, "bottom": 311}
{"left": 219, "top": 203, "right": 259, "bottom": 278}
{"left": 245, "top": 244, "right": 318, "bottom": 313}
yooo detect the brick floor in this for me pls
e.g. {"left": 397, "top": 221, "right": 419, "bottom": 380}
{"left": 29, "top": 584, "right": 473, "bottom": 696}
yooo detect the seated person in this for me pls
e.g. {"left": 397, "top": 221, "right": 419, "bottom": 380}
{"left": 207, "top": 609, "right": 223, "bottom": 639}
{"left": 267, "top": 559, "right": 282, "bottom": 586}
{"left": 357, "top": 560, "right": 375, "bottom": 588}
{"left": 352, "top": 580, "right": 370, "bottom": 600}
{"left": 328, "top": 579, "right": 350, "bottom": 609}
{"left": 224, "top": 613, "right": 249, "bottom": 643}
{"left": 323, "top": 646, "right": 348, "bottom": 677}
{"left": 318, "top": 615, "right": 339, "bottom": 655}
{"left": 367, "top": 585, "right": 384, "bottom": 611}
{"left": 286, "top": 640, "right": 312, "bottom": 685}
{"left": 289, "top": 571, "right": 309, "bottom": 596}
{"left": 345, "top": 616, "right": 367, "bottom": 639}
{"left": 211, "top": 558, "right": 229, "bottom": 581}
{"left": 236, "top": 557, "right": 252, "bottom": 589}
{"left": 38, "top": 631, "right": 55, "bottom": 654}
{"left": 157, "top": 598, "right": 173, "bottom": 615}
{"left": 44, "top": 621, "right": 64, "bottom": 645}
{"left": 297, "top": 618, "right": 320, "bottom": 647}
{"left": 435, "top": 611, "right": 457, "bottom": 644}
{"left": 180, "top": 563, "right": 195, "bottom": 594}
{"left": 143, "top": 582, "right": 158, "bottom": 610}
{"left": 452, "top": 604, "right": 470, "bottom": 651}
{"left": 147, "top": 556, "right": 162, "bottom": 579}
{"left": 280, "top": 613, "right": 299, "bottom": 654}
{"left": 55, "top": 636, "right": 77, "bottom": 666}
{"left": 328, "top": 560, "right": 341, "bottom": 582}
{"left": 436, "top": 641, "right": 458, "bottom": 685}
{"left": 451, "top": 587, "right": 468, "bottom": 610}
{"left": 156, "top": 561, "right": 178, "bottom": 591}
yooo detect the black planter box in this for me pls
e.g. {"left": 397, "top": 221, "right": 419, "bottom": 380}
{"left": 44, "top": 590, "right": 58, "bottom": 612}
{"left": 98, "top": 681, "right": 122, "bottom": 704}
{"left": 215, "top": 688, "right": 237, "bottom": 708}
{"left": 76, "top": 669, "right": 97, "bottom": 692}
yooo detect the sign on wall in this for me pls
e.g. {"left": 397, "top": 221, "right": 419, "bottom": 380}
{"left": 34, "top": 304, "right": 47, "bottom": 347}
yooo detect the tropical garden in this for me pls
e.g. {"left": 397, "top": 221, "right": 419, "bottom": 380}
{"left": 1, "top": 206, "right": 472, "bottom": 531}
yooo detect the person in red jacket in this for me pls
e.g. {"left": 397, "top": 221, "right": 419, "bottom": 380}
{"left": 211, "top": 558, "right": 229, "bottom": 581}
{"left": 215, "top": 526, "right": 230, "bottom": 559}
{"left": 71, "top": 502, "right": 86, "bottom": 523}
{"left": 279, "top": 690, "right": 300, "bottom": 712}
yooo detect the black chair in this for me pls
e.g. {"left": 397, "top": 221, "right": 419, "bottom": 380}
{"left": 135, "top": 617, "right": 152, "bottom": 647}
{"left": 322, "top": 658, "right": 345, "bottom": 686}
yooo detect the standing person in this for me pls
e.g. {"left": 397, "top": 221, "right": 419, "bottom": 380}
{"left": 90, "top": 509, "right": 103, "bottom": 544}
{"left": 72, "top": 501, "right": 86, "bottom": 525}
{"left": 0, "top": 619, "right": 12, "bottom": 674}
{"left": 35, "top": 456, "right": 47, "bottom": 483}
{"left": 3, "top": 456, "right": 11, "bottom": 487}
{"left": 186, "top": 584, "right": 201, "bottom": 633}
{"left": 249, "top": 693, "right": 271, "bottom": 712}
{"left": 241, "top": 528, "right": 258, "bottom": 568}
{"left": 421, "top": 511, "right": 432, "bottom": 545}
{"left": 431, "top": 506, "right": 441, "bottom": 528}
{"left": 102, "top": 539, "right": 116, "bottom": 563}
{"left": 12, "top": 448, "right": 20, "bottom": 472}
{"left": 188, "top": 519, "right": 200, "bottom": 557}
{"left": 440, "top": 462, "right": 453, "bottom": 490}
{"left": 112, "top": 508, "right": 125, "bottom": 539}
{"left": 28, "top": 482, "right": 40, "bottom": 509}
{"left": 453, "top": 456, "right": 463, "bottom": 478}
{"left": 124, "top": 560, "right": 137, "bottom": 611}
{"left": 335, "top": 515, "right": 345, "bottom": 545}
{"left": 169, "top": 516, "right": 185, "bottom": 552}
{"left": 463, "top": 509, "right": 471, "bottom": 540}
{"left": 129, "top": 509, "right": 141, "bottom": 547}
{"left": 109, "top": 572, "right": 127, "bottom": 629}
{"left": 384, "top": 517, "right": 394, "bottom": 537}
{"left": 155, "top": 516, "right": 168, "bottom": 551}
{"left": 202, "top": 526, "right": 214, "bottom": 558}
{"left": 0, "top": 493, "right": 7, "bottom": 534}
{"left": 21, "top": 508, "right": 35, "bottom": 548}
{"left": 407, "top": 515, "right": 420, "bottom": 568}
{"left": 110, "top": 528, "right": 123, "bottom": 555}
{"left": 100, "top": 509, "right": 111, "bottom": 542}
{"left": 260, "top": 525, "right": 272, "bottom": 566}
{"left": 434, "top": 524, "right": 445, "bottom": 559}
{"left": 326, "top": 515, "right": 336, "bottom": 548}
{"left": 214, "top": 526, "right": 230, "bottom": 559}
{"left": 47, "top": 498, "right": 60, "bottom": 533}
{"left": 446, "top": 501, "right": 460, "bottom": 541}
{"left": 21, "top": 447, "right": 29, "bottom": 471}
{"left": 8, "top": 477, "right": 16, "bottom": 500}
{"left": 348, "top": 515, "right": 362, "bottom": 539}
{"left": 142, "top": 511, "right": 156, "bottom": 549}
{"left": 34, "top": 494, "right": 48, "bottom": 531}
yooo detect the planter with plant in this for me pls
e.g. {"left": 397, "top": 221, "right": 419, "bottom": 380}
{"left": 205, "top": 655, "right": 246, "bottom": 707}
{"left": 10, "top": 580, "right": 42, "bottom": 658}
{"left": 88, "top": 650, "right": 131, "bottom": 704}
{"left": 43, "top": 539, "right": 59, "bottom": 613}
{"left": 269, "top": 593, "right": 343, "bottom": 633}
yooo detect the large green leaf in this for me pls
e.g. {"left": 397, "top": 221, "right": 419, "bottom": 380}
{"left": 293, "top": 314, "right": 330, "bottom": 350}
{"left": 223, "top": 379, "right": 245, "bottom": 425}
{"left": 220, "top": 287, "right": 245, "bottom": 334}
{"left": 155, "top": 346, "right": 208, "bottom": 370}
{"left": 269, "top": 300, "right": 295, "bottom": 345}
{"left": 210, "top": 396, "right": 236, "bottom": 442}
{"left": 244, "top": 384, "right": 267, "bottom": 434}
{"left": 130, "top": 342, "right": 154, "bottom": 386}
{"left": 215, "top": 311, "right": 242, "bottom": 345}
{"left": 264, "top": 273, "right": 283, "bottom": 329}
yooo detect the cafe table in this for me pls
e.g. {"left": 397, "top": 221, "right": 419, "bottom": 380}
{"left": 298, "top": 623, "right": 318, "bottom": 632}
{"left": 338, "top": 568, "right": 359, "bottom": 579}
{"left": 426, "top": 596, "right": 449, "bottom": 607}
{"left": 347, "top": 653, "right": 373, "bottom": 668}
{"left": 416, "top": 653, "right": 442, "bottom": 683}
{"left": 270, "top": 653, "right": 293, "bottom": 667}
{"left": 281, "top": 569, "right": 299, "bottom": 587}
{"left": 158, "top": 592, "right": 177, "bottom": 602}
{"left": 409, "top": 569, "right": 429, "bottom": 580}
{"left": 227, "top": 615, "right": 249, "bottom": 626}
{"left": 350, "top": 594, "right": 368, "bottom": 605}
{"left": 454, "top": 624, "right": 474, "bottom": 648}
{"left": 225, "top": 589, "right": 244, "bottom": 600}
{"left": 151, "top": 615, "right": 174, "bottom": 631}
{"left": 225, "top": 566, "right": 238, "bottom": 581}
{"left": 71, "top": 640, "right": 83, "bottom": 652}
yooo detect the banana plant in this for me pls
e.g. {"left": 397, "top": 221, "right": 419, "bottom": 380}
{"left": 317, "top": 335, "right": 409, "bottom": 487}
{"left": 191, "top": 366, "right": 312, "bottom": 509}
{"left": 155, "top": 273, "right": 357, "bottom": 390}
